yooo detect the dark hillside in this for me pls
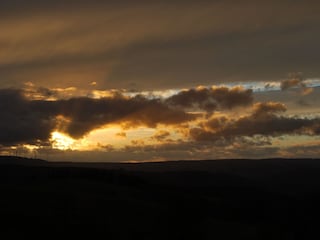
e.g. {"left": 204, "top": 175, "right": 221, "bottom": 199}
{"left": 0, "top": 156, "right": 320, "bottom": 239}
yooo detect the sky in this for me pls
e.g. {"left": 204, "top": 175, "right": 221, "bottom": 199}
{"left": 1, "top": 0, "right": 320, "bottom": 162}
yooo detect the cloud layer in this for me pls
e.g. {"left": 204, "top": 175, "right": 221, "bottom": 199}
{"left": 0, "top": 1, "right": 320, "bottom": 89}
{"left": 0, "top": 88, "right": 196, "bottom": 145}
{"left": 0, "top": 87, "right": 252, "bottom": 145}
{"left": 1, "top": 86, "right": 319, "bottom": 151}
{"left": 0, "top": 86, "right": 254, "bottom": 145}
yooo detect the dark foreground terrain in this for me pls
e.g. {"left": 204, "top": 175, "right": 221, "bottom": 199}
{"left": 1, "top": 156, "right": 320, "bottom": 239}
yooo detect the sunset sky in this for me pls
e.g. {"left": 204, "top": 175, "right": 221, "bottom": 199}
{"left": 1, "top": 0, "right": 320, "bottom": 162}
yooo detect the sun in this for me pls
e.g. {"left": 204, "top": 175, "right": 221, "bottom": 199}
{"left": 51, "top": 131, "right": 75, "bottom": 150}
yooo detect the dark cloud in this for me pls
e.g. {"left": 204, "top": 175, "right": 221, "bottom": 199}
{"left": 151, "top": 130, "right": 171, "bottom": 142}
{"left": 59, "top": 95, "right": 196, "bottom": 137}
{"left": 0, "top": 89, "right": 56, "bottom": 146}
{"left": 115, "top": 132, "right": 126, "bottom": 138}
{"left": 166, "top": 86, "right": 253, "bottom": 111}
{"left": 0, "top": 85, "right": 253, "bottom": 146}
{"left": 190, "top": 102, "right": 320, "bottom": 142}
{"left": 0, "top": 88, "right": 196, "bottom": 145}
{"left": 0, "top": 87, "right": 320, "bottom": 152}
{"left": 280, "top": 72, "right": 314, "bottom": 96}
{"left": 280, "top": 75, "right": 305, "bottom": 91}
{"left": 280, "top": 72, "right": 307, "bottom": 90}
{"left": 251, "top": 102, "right": 286, "bottom": 117}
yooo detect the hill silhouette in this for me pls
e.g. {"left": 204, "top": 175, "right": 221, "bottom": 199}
{"left": 1, "top": 156, "right": 320, "bottom": 239}
{"left": 0, "top": 155, "right": 48, "bottom": 166}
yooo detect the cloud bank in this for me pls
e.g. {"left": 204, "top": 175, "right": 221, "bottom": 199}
{"left": 0, "top": 86, "right": 319, "bottom": 152}
{"left": 189, "top": 102, "right": 320, "bottom": 142}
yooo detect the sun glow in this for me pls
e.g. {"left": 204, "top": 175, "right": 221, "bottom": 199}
{"left": 51, "top": 131, "right": 75, "bottom": 150}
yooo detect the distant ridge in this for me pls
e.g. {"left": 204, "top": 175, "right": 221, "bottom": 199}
{"left": 1, "top": 155, "right": 320, "bottom": 172}
{"left": 45, "top": 157, "right": 320, "bottom": 173}
{"left": 0, "top": 156, "right": 48, "bottom": 166}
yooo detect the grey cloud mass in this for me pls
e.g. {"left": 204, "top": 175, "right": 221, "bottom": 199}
{"left": 0, "top": 85, "right": 255, "bottom": 145}
{"left": 0, "top": 0, "right": 319, "bottom": 89}
{"left": 1, "top": 86, "right": 319, "bottom": 150}
{"left": 189, "top": 102, "right": 320, "bottom": 142}
{"left": 166, "top": 86, "right": 253, "bottom": 111}
{"left": 0, "top": 89, "right": 195, "bottom": 145}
